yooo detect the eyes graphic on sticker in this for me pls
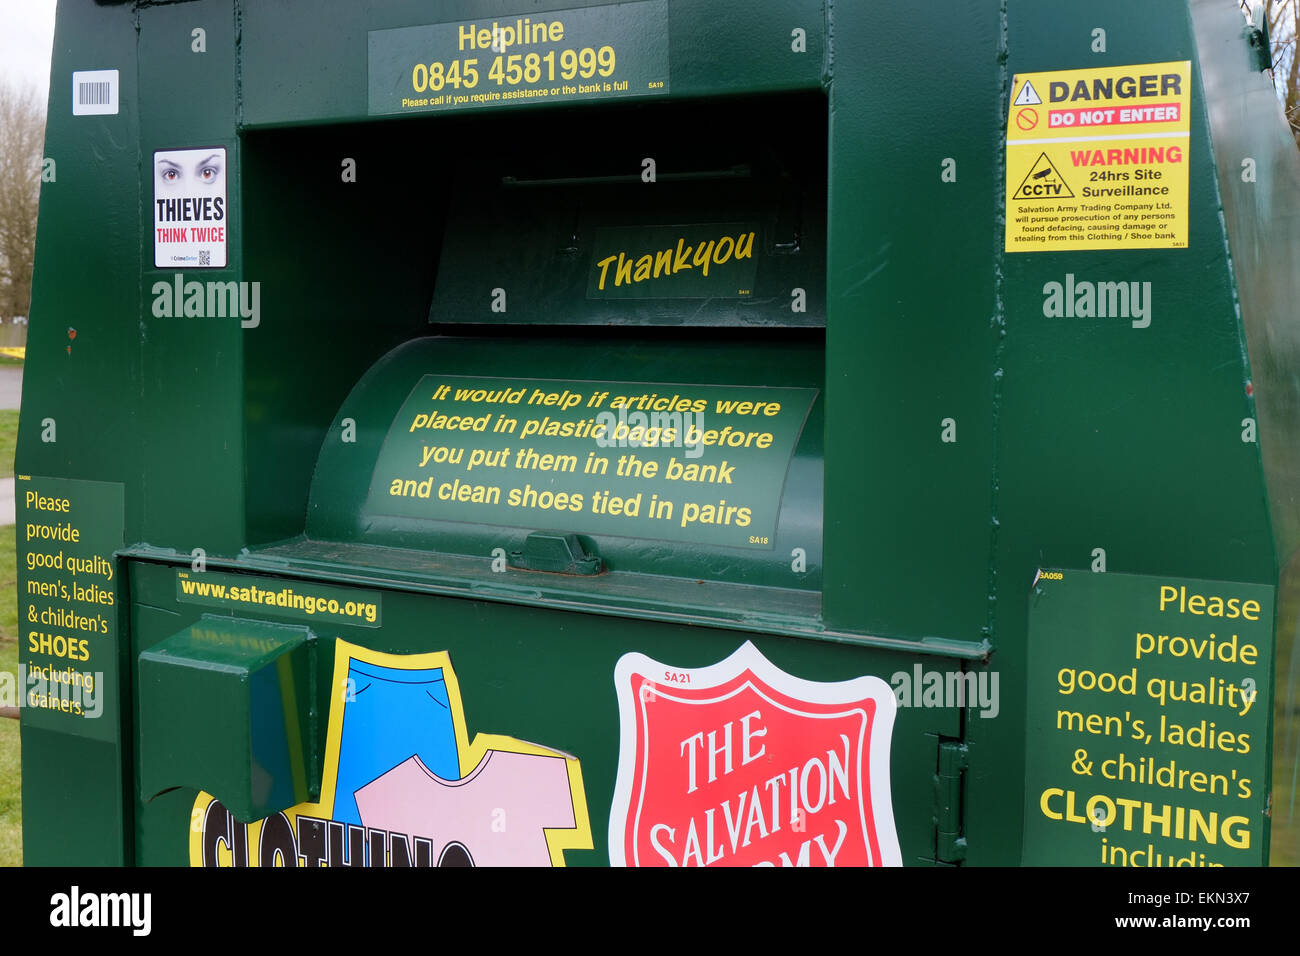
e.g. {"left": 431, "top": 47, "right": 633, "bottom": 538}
{"left": 156, "top": 153, "right": 224, "bottom": 189}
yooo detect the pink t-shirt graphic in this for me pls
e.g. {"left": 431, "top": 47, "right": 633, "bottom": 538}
{"left": 355, "top": 749, "right": 577, "bottom": 867}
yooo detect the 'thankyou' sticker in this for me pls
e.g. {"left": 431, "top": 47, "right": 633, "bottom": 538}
{"left": 153, "top": 147, "right": 227, "bottom": 269}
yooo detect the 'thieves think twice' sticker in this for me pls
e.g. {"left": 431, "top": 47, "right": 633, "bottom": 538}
{"left": 153, "top": 147, "right": 227, "bottom": 268}
{"left": 1005, "top": 61, "right": 1191, "bottom": 252}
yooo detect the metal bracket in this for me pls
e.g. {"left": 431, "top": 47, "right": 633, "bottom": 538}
{"left": 934, "top": 739, "right": 969, "bottom": 863}
{"left": 508, "top": 531, "right": 603, "bottom": 575}
{"left": 1245, "top": 5, "right": 1272, "bottom": 73}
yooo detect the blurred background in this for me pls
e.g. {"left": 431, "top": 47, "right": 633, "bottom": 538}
{"left": 1264, "top": 0, "right": 1300, "bottom": 146}
{"left": 0, "top": 0, "right": 53, "bottom": 865}
{"left": 0, "top": 0, "right": 54, "bottom": 351}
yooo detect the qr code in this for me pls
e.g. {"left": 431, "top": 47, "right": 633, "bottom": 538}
{"left": 198, "top": 250, "right": 210, "bottom": 266}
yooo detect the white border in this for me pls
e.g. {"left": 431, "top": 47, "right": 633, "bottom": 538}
{"left": 609, "top": 640, "right": 901, "bottom": 867}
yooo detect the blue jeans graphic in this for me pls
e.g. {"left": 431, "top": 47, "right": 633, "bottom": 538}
{"left": 333, "top": 658, "right": 460, "bottom": 828}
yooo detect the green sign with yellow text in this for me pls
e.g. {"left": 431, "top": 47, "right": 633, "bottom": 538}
{"left": 364, "top": 374, "right": 817, "bottom": 549}
{"left": 175, "top": 570, "right": 383, "bottom": 628}
{"left": 587, "top": 223, "right": 760, "bottom": 299}
{"left": 1023, "top": 570, "right": 1274, "bottom": 866}
{"left": 16, "top": 476, "right": 124, "bottom": 743}
{"left": 368, "top": 0, "right": 669, "bottom": 116}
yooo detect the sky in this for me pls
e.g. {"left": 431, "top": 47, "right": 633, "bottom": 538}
{"left": 0, "top": 0, "right": 58, "bottom": 110}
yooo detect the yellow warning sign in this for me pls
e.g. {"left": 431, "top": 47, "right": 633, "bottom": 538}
{"left": 1005, "top": 61, "right": 1190, "bottom": 252}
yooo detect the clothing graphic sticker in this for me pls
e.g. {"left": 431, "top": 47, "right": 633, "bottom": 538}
{"left": 357, "top": 750, "right": 578, "bottom": 866}
{"left": 188, "top": 640, "right": 592, "bottom": 866}
{"left": 333, "top": 660, "right": 459, "bottom": 827}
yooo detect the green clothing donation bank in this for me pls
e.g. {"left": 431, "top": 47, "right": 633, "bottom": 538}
{"left": 16, "top": 0, "right": 1300, "bottom": 867}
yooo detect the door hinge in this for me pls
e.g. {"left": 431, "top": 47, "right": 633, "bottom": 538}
{"left": 934, "top": 739, "right": 968, "bottom": 863}
{"left": 1245, "top": 5, "right": 1272, "bottom": 73}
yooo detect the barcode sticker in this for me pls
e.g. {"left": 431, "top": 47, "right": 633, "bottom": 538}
{"left": 72, "top": 70, "right": 119, "bottom": 116}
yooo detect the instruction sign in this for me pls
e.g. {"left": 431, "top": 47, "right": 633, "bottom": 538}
{"left": 1022, "top": 570, "right": 1273, "bottom": 866}
{"left": 364, "top": 375, "right": 817, "bottom": 549}
{"left": 1005, "top": 61, "right": 1191, "bottom": 252}
{"left": 16, "top": 476, "right": 124, "bottom": 743}
{"left": 367, "top": 0, "right": 669, "bottom": 116}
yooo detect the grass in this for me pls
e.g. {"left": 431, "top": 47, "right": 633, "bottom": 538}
{"left": 0, "top": 385, "right": 19, "bottom": 863}
{"left": 0, "top": 524, "right": 18, "bottom": 866}
{"left": 1269, "top": 579, "right": 1300, "bottom": 868}
{"left": 0, "top": 410, "right": 18, "bottom": 480}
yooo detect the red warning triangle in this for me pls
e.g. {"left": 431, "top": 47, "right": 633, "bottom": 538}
{"left": 1013, "top": 152, "right": 1075, "bottom": 200}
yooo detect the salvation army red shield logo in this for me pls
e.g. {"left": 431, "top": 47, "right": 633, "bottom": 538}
{"left": 609, "top": 641, "right": 900, "bottom": 867}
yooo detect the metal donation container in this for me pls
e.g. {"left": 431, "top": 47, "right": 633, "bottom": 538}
{"left": 15, "top": 0, "right": 1300, "bottom": 867}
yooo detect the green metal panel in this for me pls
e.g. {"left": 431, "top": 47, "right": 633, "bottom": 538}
{"left": 22, "top": 730, "right": 129, "bottom": 866}
{"left": 17, "top": 0, "right": 143, "bottom": 866}
{"left": 823, "top": 0, "right": 1001, "bottom": 646}
{"left": 20, "top": 2, "right": 142, "bottom": 522}
{"left": 240, "top": 119, "right": 436, "bottom": 547}
{"left": 1190, "top": 0, "right": 1300, "bottom": 865}
{"left": 969, "top": 0, "right": 1279, "bottom": 865}
{"left": 239, "top": 0, "right": 826, "bottom": 128}
{"left": 136, "top": 0, "right": 246, "bottom": 554}
{"left": 138, "top": 616, "right": 317, "bottom": 823}
{"left": 126, "top": 558, "right": 959, "bottom": 866}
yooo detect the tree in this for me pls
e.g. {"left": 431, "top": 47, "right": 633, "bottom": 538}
{"left": 1263, "top": 0, "right": 1300, "bottom": 147}
{"left": 0, "top": 82, "right": 45, "bottom": 322}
